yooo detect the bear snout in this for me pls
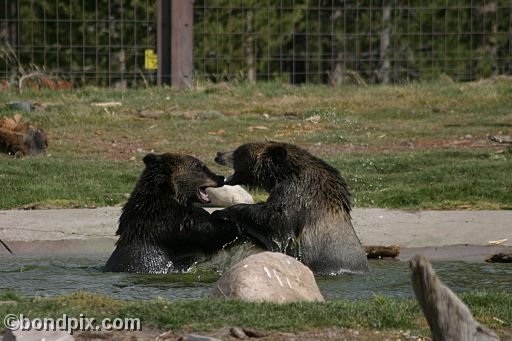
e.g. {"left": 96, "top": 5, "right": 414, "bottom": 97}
{"left": 214, "top": 152, "right": 224, "bottom": 164}
{"left": 215, "top": 151, "right": 234, "bottom": 168}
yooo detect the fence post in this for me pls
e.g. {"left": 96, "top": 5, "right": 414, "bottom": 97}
{"left": 171, "top": 0, "right": 194, "bottom": 88}
{"left": 157, "top": 0, "right": 171, "bottom": 85}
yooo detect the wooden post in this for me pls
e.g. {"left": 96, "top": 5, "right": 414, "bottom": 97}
{"left": 157, "top": 0, "right": 171, "bottom": 85}
{"left": 171, "top": 0, "right": 194, "bottom": 88}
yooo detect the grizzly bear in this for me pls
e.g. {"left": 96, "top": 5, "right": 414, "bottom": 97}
{"left": 104, "top": 153, "right": 239, "bottom": 274}
{"left": 213, "top": 142, "right": 368, "bottom": 275}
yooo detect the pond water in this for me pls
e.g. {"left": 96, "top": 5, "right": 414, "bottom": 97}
{"left": 1, "top": 254, "right": 510, "bottom": 300}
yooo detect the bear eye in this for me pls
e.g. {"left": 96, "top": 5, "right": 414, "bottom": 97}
{"left": 195, "top": 164, "right": 204, "bottom": 172}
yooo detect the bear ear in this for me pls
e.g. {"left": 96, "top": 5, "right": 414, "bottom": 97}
{"left": 268, "top": 145, "right": 287, "bottom": 162}
{"left": 143, "top": 153, "right": 160, "bottom": 166}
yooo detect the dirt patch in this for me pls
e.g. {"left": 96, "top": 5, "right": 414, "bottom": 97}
{"left": 61, "top": 134, "right": 503, "bottom": 161}
{"left": 74, "top": 326, "right": 433, "bottom": 341}
{"left": 72, "top": 326, "right": 512, "bottom": 340}
{"left": 306, "top": 136, "right": 503, "bottom": 155}
{"left": 60, "top": 134, "right": 157, "bottom": 161}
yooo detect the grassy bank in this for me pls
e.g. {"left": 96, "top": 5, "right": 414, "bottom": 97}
{"left": 1, "top": 148, "right": 511, "bottom": 210}
{"left": 1, "top": 80, "right": 512, "bottom": 209}
{"left": 0, "top": 290, "right": 511, "bottom": 337}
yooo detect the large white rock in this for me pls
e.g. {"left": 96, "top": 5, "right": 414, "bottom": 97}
{"left": 205, "top": 185, "right": 253, "bottom": 207}
{"left": 211, "top": 252, "right": 324, "bottom": 303}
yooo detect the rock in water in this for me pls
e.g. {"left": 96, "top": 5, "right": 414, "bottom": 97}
{"left": 410, "top": 254, "right": 499, "bottom": 341}
{"left": 211, "top": 252, "right": 324, "bottom": 303}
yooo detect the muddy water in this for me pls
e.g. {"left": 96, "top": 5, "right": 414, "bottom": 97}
{"left": 1, "top": 254, "right": 510, "bottom": 300}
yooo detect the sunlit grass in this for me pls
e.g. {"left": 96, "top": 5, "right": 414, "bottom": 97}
{"left": 0, "top": 290, "right": 510, "bottom": 334}
{"left": 1, "top": 80, "right": 511, "bottom": 209}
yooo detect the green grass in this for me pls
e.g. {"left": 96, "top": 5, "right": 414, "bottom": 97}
{"left": 0, "top": 156, "right": 137, "bottom": 209}
{"left": 0, "top": 290, "right": 510, "bottom": 335}
{"left": 1, "top": 80, "right": 512, "bottom": 209}
{"left": 333, "top": 149, "right": 512, "bottom": 209}
{"left": 1, "top": 149, "right": 511, "bottom": 209}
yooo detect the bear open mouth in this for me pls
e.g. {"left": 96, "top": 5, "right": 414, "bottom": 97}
{"left": 197, "top": 187, "right": 211, "bottom": 204}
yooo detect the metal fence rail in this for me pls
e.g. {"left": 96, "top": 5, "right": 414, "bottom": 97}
{"left": 1, "top": 1, "right": 511, "bottom": 88}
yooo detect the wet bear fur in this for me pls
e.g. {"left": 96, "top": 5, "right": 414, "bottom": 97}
{"left": 104, "top": 153, "right": 238, "bottom": 274}
{"left": 213, "top": 142, "right": 368, "bottom": 275}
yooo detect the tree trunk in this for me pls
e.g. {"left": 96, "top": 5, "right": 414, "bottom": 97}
{"left": 330, "top": 9, "right": 344, "bottom": 86}
{"left": 379, "top": 1, "right": 391, "bottom": 84}
{"left": 116, "top": 49, "right": 127, "bottom": 89}
{"left": 245, "top": 10, "right": 255, "bottom": 83}
{"left": 479, "top": 2, "right": 498, "bottom": 76}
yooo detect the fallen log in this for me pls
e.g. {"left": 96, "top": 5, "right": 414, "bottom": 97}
{"left": 488, "top": 134, "right": 512, "bottom": 145}
{"left": 410, "top": 255, "right": 499, "bottom": 341}
{"left": 91, "top": 101, "right": 122, "bottom": 107}
{"left": 364, "top": 245, "right": 400, "bottom": 259}
{"left": 0, "top": 115, "right": 48, "bottom": 156}
{"left": 485, "top": 253, "right": 512, "bottom": 263}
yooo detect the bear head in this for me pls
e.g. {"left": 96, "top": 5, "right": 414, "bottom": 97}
{"left": 142, "top": 153, "right": 224, "bottom": 205}
{"left": 215, "top": 142, "right": 300, "bottom": 192}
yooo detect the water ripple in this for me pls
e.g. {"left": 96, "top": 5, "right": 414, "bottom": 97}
{"left": 0, "top": 255, "right": 510, "bottom": 300}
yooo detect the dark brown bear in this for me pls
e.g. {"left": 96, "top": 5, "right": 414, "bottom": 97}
{"left": 104, "top": 153, "right": 238, "bottom": 274}
{"left": 213, "top": 142, "right": 368, "bottom": 275}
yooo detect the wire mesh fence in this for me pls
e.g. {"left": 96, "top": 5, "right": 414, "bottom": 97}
{"left": 1, "top": 0, "right": 511, "bottom": 88}
{"left": 0, "top": 0, "right": 157, "bottom": 88}
{"left": 194, "top": 0, "right": 512, "bottom": 84}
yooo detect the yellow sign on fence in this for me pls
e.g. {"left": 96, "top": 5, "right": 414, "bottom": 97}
{"left": 144, "top": 49, "right": 158, "bottom": 70}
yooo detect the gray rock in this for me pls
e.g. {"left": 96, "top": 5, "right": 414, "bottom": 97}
{"left": 138, "top": 110, "right": 165, "bottom": 119}
{"left": 6, "top": 102, "right": 32, "bottom": 112}
{"left": 205, "top": 185, "right": 253, "bottom": 207}
{"left": 4, "top": 328, "right": 74, "bottom": 341}
{"left": 229, "top": 326, "right": 247, "bottom": 338}
{"left": 211, "top": 252, "right": 325, "bottom": 303}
